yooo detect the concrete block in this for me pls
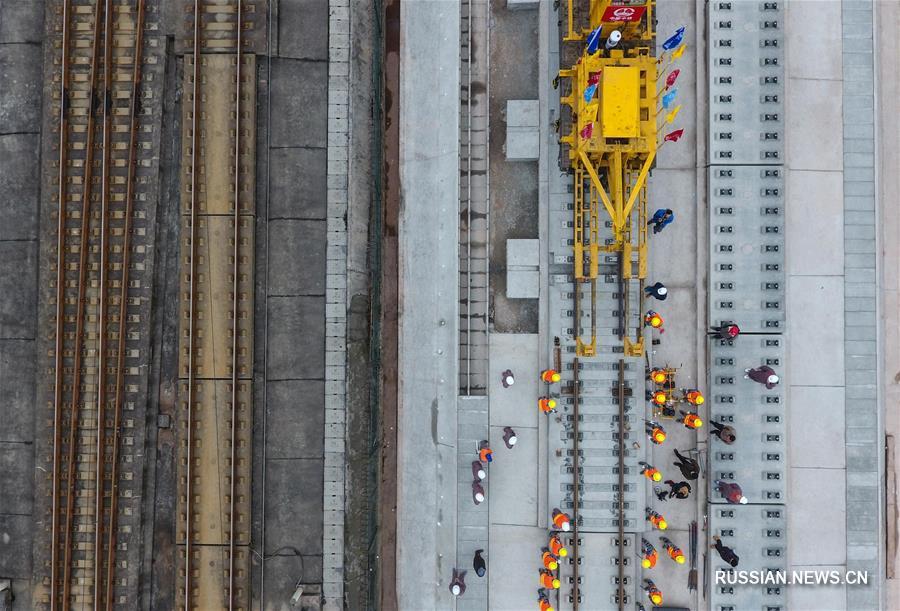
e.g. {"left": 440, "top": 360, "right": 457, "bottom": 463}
{"left": 487, "top": 426, "right": 537, "bottom": 526}
{"left": 789, "top": 386, "right": 844, "bottom": 468}
{"left": 786, "top": 0, "right": 842, "bottom": 80}
{"left": 786, "top": 171, "right": 843, "bottom": 275}
{"left": 506, "top": 99, "right": 539, "bottom": 160}
{"left": 787, "top": 78, "right": 843, "bottom": 171}
{"left": 0, "top": 2, "right": 43, "bottom": 43}
{"left": 278, "top": 0, "right": 328, "bottom": 59}
{"left": 0, "top": 340, "right": 34, "bottom": 442}
{"left": 787, "top": 276, "right": 844, "bottom": 386}
{"left": 266, "top": 380, "right": 325, "bottom": 459}
{"left": 488, "top": 334, "right": 538, "bottom": 429}
{"left": 789, "top": 468, "right": 846, "bottom": 565}
{"left": 0, "top": 442, "right": 31, "bottom": 514}
{"left": 505, "top": 130, "right": 539, "bottom": 161}
{"left": 488, "top": 524, "right": 547, "bottom": 609}
{"left": 0, "top": 44, "right": 41, "bottom": 134}
{"left": 264, "top": 458, "right": 324, "bottom": 556}
{"left": 846, "top": 444, "right": 877, "bottom": 471}
{"left": 0, "top": 241, "right": 36, "bottom": 339}
{"left": 0, "top": 134, "right": 38, "bottom": 240}
{"left": 271, "top": 59, "right": 327, "bottom": 149}
{"left": 269, "top": 147, "right": 327, "bottom": 219}
{"left": 269, "top": 220, "right": 327, "bottom": 295}
{"left": 267, "top": 296, "right": 325, "bottom": 380}
{"left": 506, "top": 100, "right": 539, "bottom": 128}
{"left": 0, "top": 514, "right": 31, "bottom": 578}
{"left": 506, "top": 238, "right": 539, "bottom": 267}
{"left": 506, "top": 269, "right": 539, "bottom": 298}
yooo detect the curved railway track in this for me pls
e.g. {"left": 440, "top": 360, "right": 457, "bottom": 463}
{"left": 49, "top": 0, "right": 150, "bottom": 608}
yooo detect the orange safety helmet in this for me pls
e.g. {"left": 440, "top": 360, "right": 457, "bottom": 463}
{"left": 683, "top": 413, "right": 703, "bottom": 429}
{"left": 649, "top": 589, "right": 663, "bottom": 605}
{"left": 539, "top": 397, "right": 557, "bottom": 413}
{"left": 686, "top": 389, "right": 705, "bottom": 405}
{"left": 642, "top": 466, "right": 662, "bottom": 482}
{"left": 641, "top": 551, "right": 658, "bottom": 569}
{"left": 651, "top": 390, "right": 668, "bottom": 405}
{"left": 540, "top": 570, "right": 561, "bottom": 589}
{"left": 650, "top": 369, "right": 667, "bottom": 384}
{"left": 542, "top": 550, "right": 559, "bottom": 570}
{"left": 650, "top": 428, "right": 666, "bottom": 444}
{"left": 539, "top": 599, "right": 554, "bottom": 611}
{"left": 549, "top": 534, "right": 568, "bottom": 557}
{"left": 648, "top": 511, "right": 668, "bottom": 530}
{"left": 645, "top": 312, "right": 664, "bottom": 328}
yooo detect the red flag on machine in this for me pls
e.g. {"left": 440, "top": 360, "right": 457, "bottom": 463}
{"left": 580, "top": 122, "right": 594, "bottom": 139}
{"left": 665, "top": 69, "right": 680, "bottom": 89}
{"left": 664, "top": 129, "right": 684, "bottom": 143}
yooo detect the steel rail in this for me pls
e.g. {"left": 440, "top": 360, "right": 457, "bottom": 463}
{"left": 104, "top": 1, "right": 146, "bottom": 607}
{"left": 61, "top": 2, "right": 105, "bottom": 606}
{"left": 463, "top": 0, "right": 472, "bottom": 395}
{"left": 184, "top": 0, "right": 202, "bottom": 607}
{"left": 616, "top": 358, "right": 626, "bottom": 611}
{"left": 93, "top": 0, "right": 115, "bottom": 603}
{"left": 572, "top": 357, "right": 581, "bottom": 610}
{"left": 228, "top": 1, "right": 243, "bottom": 608}
{"left": 50, "top": 0, "right": 73, "bottom": 606}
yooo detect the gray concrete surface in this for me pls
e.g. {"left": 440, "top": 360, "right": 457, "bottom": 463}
{"left": 396, "top": 0, "right": 460, "bottom": 608}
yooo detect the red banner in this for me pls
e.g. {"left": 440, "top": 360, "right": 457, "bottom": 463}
{"left": 601, "top": 5, "right": 646, "bottom": 22}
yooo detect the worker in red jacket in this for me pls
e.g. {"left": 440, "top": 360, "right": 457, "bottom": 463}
{"left": 715, "top": 479, "right": 748, "bottom": 504}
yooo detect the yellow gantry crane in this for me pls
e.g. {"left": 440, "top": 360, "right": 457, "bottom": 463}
{"left": 559, "top": 0, "right": 658, "bottom": 357}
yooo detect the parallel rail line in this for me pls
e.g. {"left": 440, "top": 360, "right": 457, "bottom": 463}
{"left": 49, "top": 0, "right": 151, "bottom": 608}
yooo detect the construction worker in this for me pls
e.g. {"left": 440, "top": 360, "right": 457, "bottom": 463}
{"left": 677, "top": 410, "right": 703, "bottom": 429}
{"left": 660, "top": 536, "right": 686, "bottom": 564}
{"left": 472, "top": 481, "right": 485, "bottom": 505}
{"left": 501, "top": 369, "right": 515, "bottom": 387}
{"left": 503, "top": 426, "right": 518, "bottom": 449}
{"left": 541, "top": 550, "right": 559, "bottom": 571}
{"left": 712, "top": 535, "right": 740, "bottom": 568}
{"left": 648, "top": 368, "right": 667, "bottom": 385}
{"left": 478, "top": 441, "right": 493, "bottom": 463}
{"left": 539, "top": 396, "right": 557, "bottom": 414}
{"left": 449, "top": 568, "right": 467, "bottom": 596}
{"left": 644, "top": 281, "right": 668, "bottom": 301}
{"left": 646, "top": 420, "right": 666, "bottom": 445}
{"left": 710, "top": 420, "right": 736, "bottom": 444}
{"left": 709, "top": 322, "right": 740, "bottom": 340}
{"left": 551, "top": 508, "right": 572, "bottom": 532}
{"left": 645, "top": 507, "right": 668, "bottom": 530}
{"left": 472, "top": 461, "right": 486, "bottom": 482}
{"left": 648, "top": 208, "right": 674, "bottom": 234}
{"left": 642, "top": 578, "right": 663, "bottom": 605}
{"left": 539, "top": 569, "right": 561, "bottom": 590}
{"left": 549, "top": 534, "right": 568, "bottom": 558}
{"left": 648, "top": 389, "right": 668, "bottom": 406}
{"left": 538, "top": 595, "right": 554, "bottom": 611}
{"left": 683, "top": 388, "right": 705, "bottom": 406}
{"left": 644, "top": 310, "right": 664, "bottom": 330}
{"left": 744, "top": 365, "right": 779, "bottom": 389}
{"left": 640, "top": 538, "right": 658, "bottom": 568}
{"left": 473, "top": 549, "right": 486, "bottom": 577}
{"left": 638, "top": 461, "right": 663, "bottom": 482}
{"left": 715, "top": 479, "right": 748, "bottom": 504}
{"left": 541, "top": 369, "right": 562, "bottom": 383}
{"left": 672, "top": 449, "right": 700, "bottom": 480}
{"left": 656, "top": 480, "right": 691, "bottom": 501}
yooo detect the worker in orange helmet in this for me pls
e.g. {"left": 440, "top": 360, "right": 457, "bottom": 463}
{"left": 640, "top": 538, "right": 658, "bottom": 569}
{"left": 638, "top": 461, "right": 663, "bottom": 482}
{"left": 549, "top": 534, "right": 568, "bottom": 558}
{"left": 541, "top": 550, "right": 559, "bottom": 571}
{"left": 649, "top": 389, "right": 668, "bottom": 406}
{"left": 643, "top": 579, "right": 663, "bottom": 605}
{"left": 678, "top": 410, "right": 703, "bottom": 429}
{"left": 539, "top": 396, "right": 557, "bottom": 414}
{"left": 683, "top": 388, "right": 705, "bottom": 405}
{"left": 539, "top": 569, "right": 561, "bottom": 589}
{"left": 538, "top": 594, "right": 554, "bottom": 611}
{"left": 551, "top": 508, "right": 572, "bottom": 532}
{"left": 646, "top": 507, "right": 668, "bottom": 530}
{"left": 478, "top": 441, "right": 493, "bottom": 463}
{"left": 660, "top": 536, "right": 686, "bottom": 564}
{"left": 644, "top": 310, "right": 665, "bottom": 333}
{"left": 648, "top": 368, "right": 668, "bottom": 385}
{"left": 541, "top": 369, "right": 562, "bottom": 383}
{"left": 645, "top": 420, "right": 666, "bottom": 445}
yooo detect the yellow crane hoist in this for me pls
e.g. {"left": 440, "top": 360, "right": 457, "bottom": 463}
{"left": 558, "top": 0, "right": 657, "bottom": 358}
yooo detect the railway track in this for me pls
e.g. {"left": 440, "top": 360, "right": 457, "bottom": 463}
{"left": 175, "top": 1, "right": 255, "bottom": 608}
{"left": 458, "top": 0, "right": 490, "bottom": 396}
{"left": 47, "top": 0, "right": 155, "bottom": 608}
